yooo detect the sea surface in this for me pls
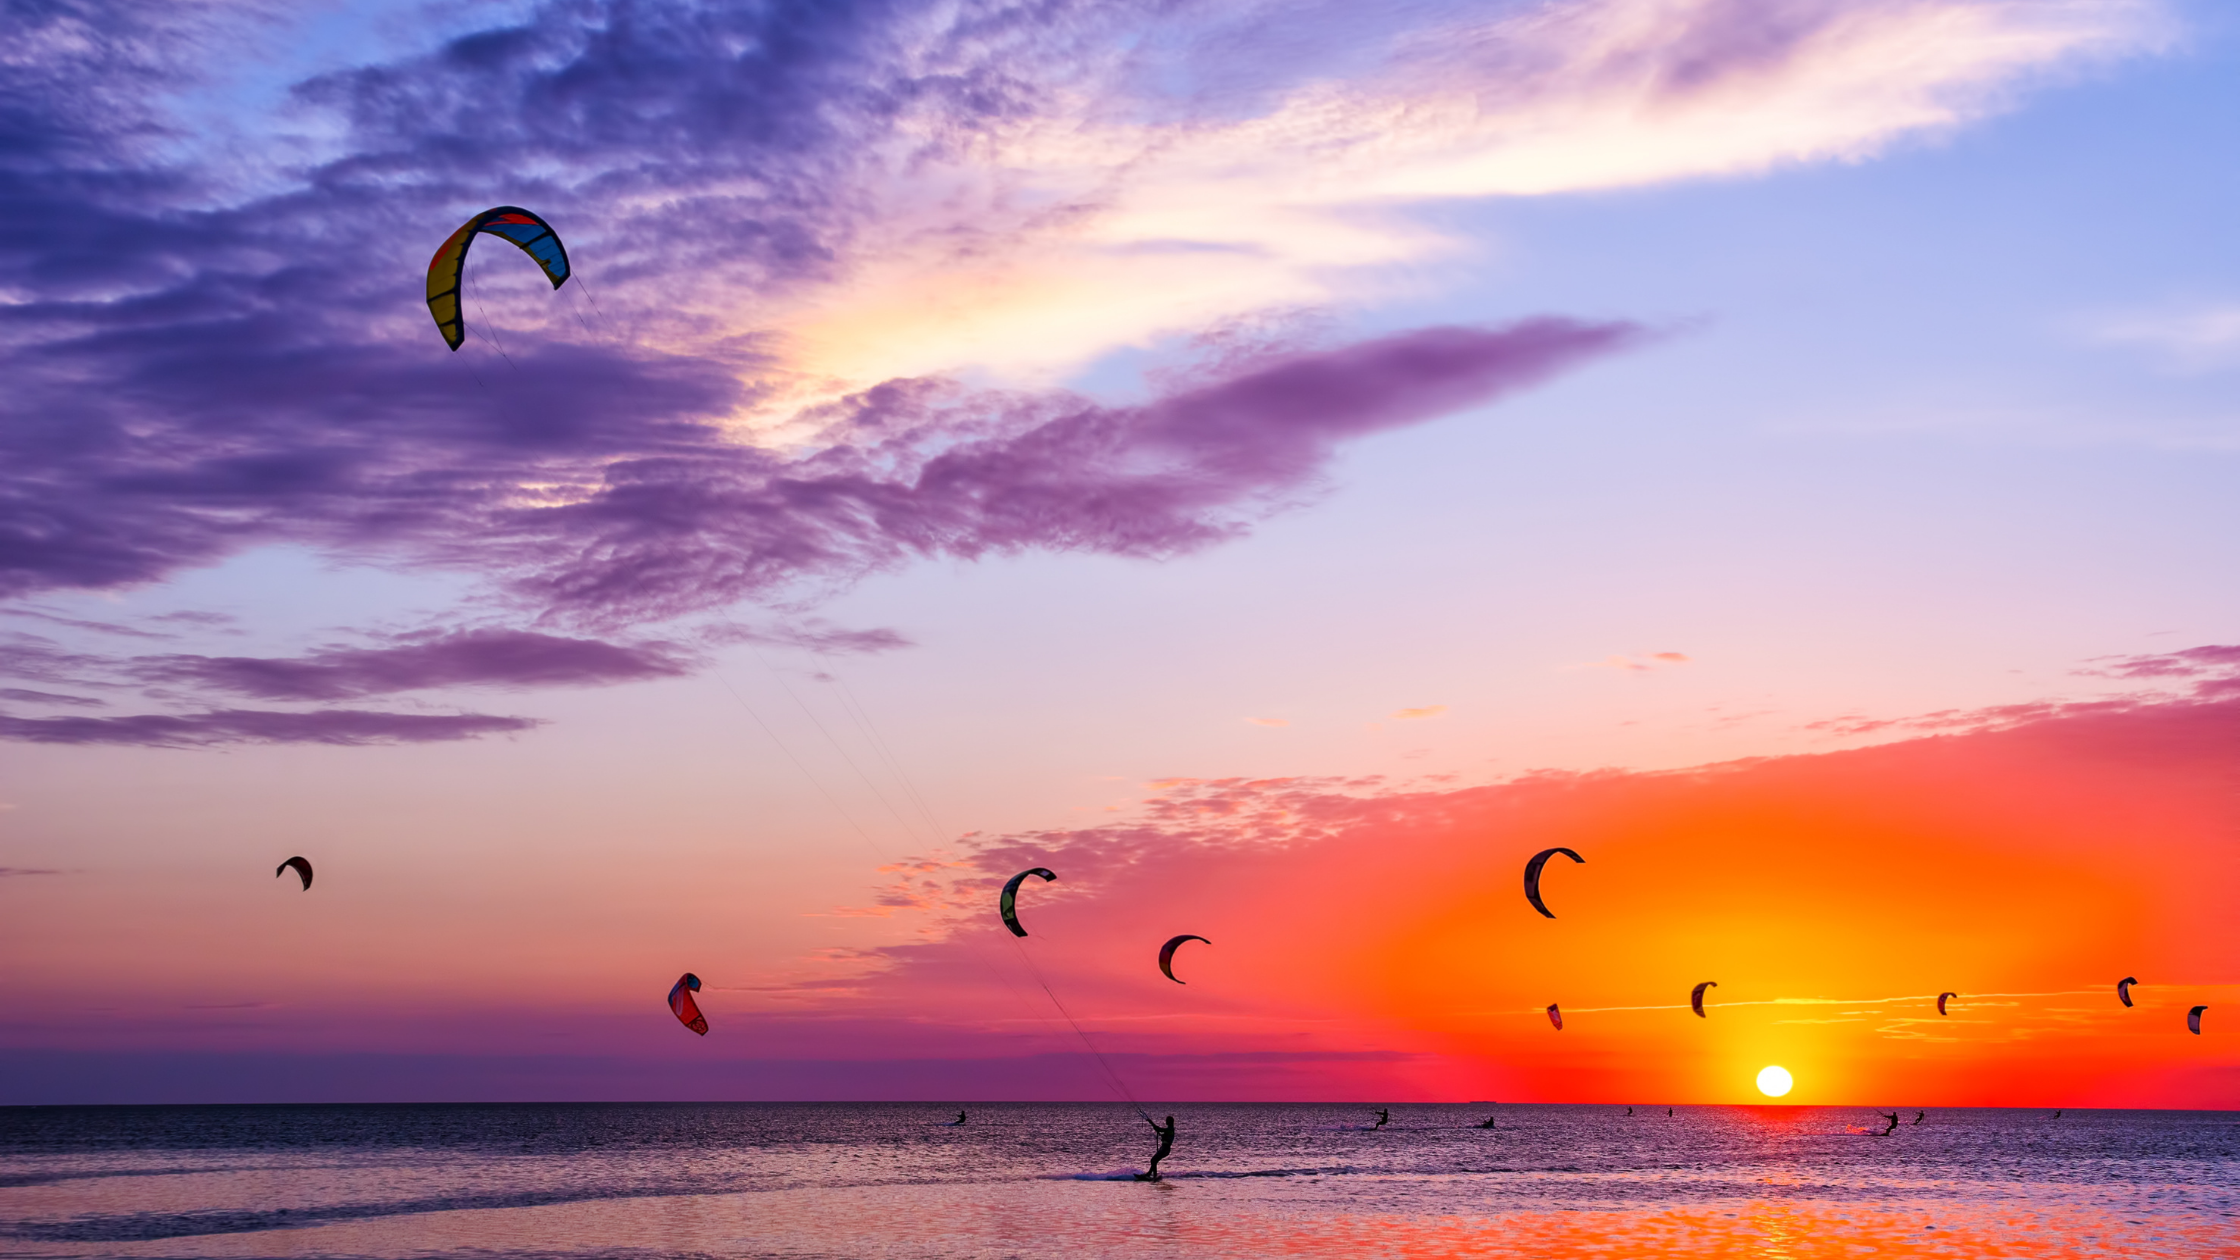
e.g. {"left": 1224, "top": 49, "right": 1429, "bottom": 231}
{"left": 0, "top": 1103, "right": 2234, "bottom": 1258}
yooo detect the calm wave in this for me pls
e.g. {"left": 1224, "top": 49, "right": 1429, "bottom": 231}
{"left": 1, "top": 1103, "right": 2233, "bottom": 1257}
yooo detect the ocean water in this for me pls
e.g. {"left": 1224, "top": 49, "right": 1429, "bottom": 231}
{"left": 0, "top": 1103, "right": 2234, "bottom": 1259}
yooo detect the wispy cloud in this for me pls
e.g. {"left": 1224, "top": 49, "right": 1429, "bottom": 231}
{"left": 1578, "top": 651, "right": 1691, "bottom": 672}
{"left": 1808, "top": 643, "right": 2240, "bottom": 738}
{"left": 2082, "top": 302, "right": 2240, "bottom": 371}
{"left": 0, "top": 708, "right": 538, "bottom": 748}
{"left": 131, "top": 630, "right": 690, "bottom": 701}
{"left": 0, "top": 689, "right": 105, "bottom": 708}
{"left": 1390, "top": 705, "right": 1447, "bottom": 720}
{"left": 786, "top": 0, "right": 2174, "bottom": 383}
{"left": 0, "top": 628, "right": 681, "bottom": 745}
{"left": 2084, "top": 643, "right": 2240, "bottom": 687}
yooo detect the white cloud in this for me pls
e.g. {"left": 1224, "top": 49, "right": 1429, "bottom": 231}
{"left": 2084, "top": 303, "right": 2240, "bottom": 372}
{"left": 765, "top": 0, "right": 2173, "bottom": 395}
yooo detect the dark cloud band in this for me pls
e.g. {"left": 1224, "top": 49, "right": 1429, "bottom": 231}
{"left": 0, "top": 707, "right": 539, "bottom": 748}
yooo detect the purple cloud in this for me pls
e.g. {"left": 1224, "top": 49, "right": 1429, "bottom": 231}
{"left": 704, "top": 622, "right": 914, "bottom": 654}
{"left": 0, "top": 688, "right": 104, "bottom": 707}
{"left": 497, "top": 319, "right": 1643, "bottom": 625}
{"left": 0, "top": 609, "right": 175, "bottom": 639}
{"left": 0, "top": 637, "right": 110, "bottom": 688}
{"left": 1806, "top": 644, "right": 2240, "bottom": 740}
{"left": 0, "top": 629, "right": 687, "bottom": 744}
{"left": 0, "top": 708, "right": 538, "bottom": 748}
{"left": 2089, "top": 645, "right": 2240, "bottom": 682}
{"left": 132, "top": 630, "right": 689, "bottom": 701}
{"left": 0, "top": 0, "right": 1660, "bottom": 746}
{"left": 0, "top": 1, "right": 1647, "bottom": 642}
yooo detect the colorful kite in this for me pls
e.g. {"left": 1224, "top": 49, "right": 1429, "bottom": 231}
{"left": 668, "top": 972, "right": 708, "bottom": 1036}
{"left": 426, "top": 206, "right": 571, "bottom": 350}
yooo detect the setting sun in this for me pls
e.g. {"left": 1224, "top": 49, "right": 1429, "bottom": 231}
{"left": 1757, "top": 1066, "right": 1795, "bottom": 1098}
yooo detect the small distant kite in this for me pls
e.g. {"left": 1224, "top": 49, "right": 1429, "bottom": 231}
{"left": 1937, "top": 991, "right": 1957, "bottom": 1016}
{"left": 2117, "top": 977, "right": 2137, "bottom": 1008}
{"left": 275, "top": 856, "right": 313, "bottom": 891}
{"left": 1546, "top": 1003, "right": 1563, "bottom": 1031}
{"left": 2188, "top": 1005, "right": 2207, "bottom": 1035}
{"left": 1523, "top": 847, "right": 1584, "bottom": 919}
{"left": 1158, "top": 935, "right": 1210, "bottom": 984}
{"left": 668, "top": 973, "right": 708, "bottom": 1036}
{"left": 426, "top": 206, "right": 571, "bottom": 350}
{"left": 1691, "top": 981, "right": 1716, "bottom": 1018}
{"left": 1000, "top": 867, "right": 1056, "bottom": 938}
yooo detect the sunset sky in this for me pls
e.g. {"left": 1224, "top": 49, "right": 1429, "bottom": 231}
{"left": 1, "top": 0, "right": 2235, "bottom": 1107}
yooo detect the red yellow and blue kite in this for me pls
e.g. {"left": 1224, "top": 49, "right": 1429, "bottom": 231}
{"left": 425, "top": 206, "right": 570, "bottom": 350}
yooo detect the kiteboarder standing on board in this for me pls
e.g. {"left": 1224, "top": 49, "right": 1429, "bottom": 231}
{"left": 1140, "top": 1114, "right": 1176, "bottom": 1181}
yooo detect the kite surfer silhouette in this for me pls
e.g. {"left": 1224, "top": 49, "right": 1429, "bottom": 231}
{"left": 1138, "top": 1114, "right": 1176, "bottom": 1181}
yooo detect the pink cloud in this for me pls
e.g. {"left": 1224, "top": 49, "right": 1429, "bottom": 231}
{"left": 1583, "top": 651, "right": 1691, "bottom": 672}
{"left": 736, "top": 678, "right": 2240, "bottom": 1105}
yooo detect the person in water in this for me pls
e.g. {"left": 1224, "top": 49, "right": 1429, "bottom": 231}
{"left": 953, "top": 1111, "right": 966, "bottom": 1125}
{"left": 1880, "top": 1112, "right": 1899, "bottom": 1136}
{"left": 1477, "top": 1115, "right": 1496, "bottom": 1129}
{"left": 1141, "top": 1114, "right": 1177, "bottom": 1181}
{"left": 1625, "top": 1106, "right": 1634, "bottom": 1116}
{"left": 1374, "top": 1109, "right": 1389, "bottom": 1129}
{"left": 1913, "top": 1111, "right": 1925, "bottom": 1126}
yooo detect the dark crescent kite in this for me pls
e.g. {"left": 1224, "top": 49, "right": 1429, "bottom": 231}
{"left": 1691, "top": 981, "right": 1716, "bottom": 1018}
{"left": 668, "top": 973, "right": 708, "bottom": 1036}
{"left": 999, "top": 867, "right": 1056, "bottom": 937}
{"left": 1937, "top": 991, "right": 1957, "bottom": 1016}
{"left": 2188, "top": 1005, "right": 2207, "bottom": 1035}
{"left": 2116, "top": 977, "right": 2137, "bottom": 1008}
{"left": 1158, "top": 934, "right": 1210, "bottom": 984}
{"left": 275, "top": 856, "right": 313, "bottom": 890}
{"left": 1546, "top": 1003, "right": 1563, "bottom": 1031}
{"left": 1523, "top": 847, "right": 1584, "bottom": 918}
{"left": 426, "top": 206, "right": 571, "bottom": 350}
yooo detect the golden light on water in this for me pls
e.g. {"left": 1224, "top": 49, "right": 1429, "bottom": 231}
{"left": 1757, "top": 1065, "right": 1794, "bottom": 1097}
